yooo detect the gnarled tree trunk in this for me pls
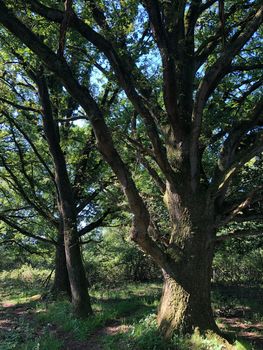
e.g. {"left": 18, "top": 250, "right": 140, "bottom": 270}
{"left": 157, "top": 183, "right": 219, "bottom": 337}
{"left": 157, "top": 246, "right": 217, "bottom": 337}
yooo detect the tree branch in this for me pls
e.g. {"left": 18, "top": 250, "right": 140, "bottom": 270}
{"left": 0, "top": 97, "right": 40, "bottom": 112}
{"left": 0, "top": 239, "right": 48, "bottom": 256}
{"left": 191, "top": 5, "right": 263, "bottom": 189}
{"left": 2, "top": 112, "right": 55, "bottom": 181}
{"left": 78, "top": 209, "right": 111, "bottom": 237}
{"left": 0, "top": 2, "right": 191, "bottom": 275}
{"left": 0, "top": 155, "right": 58, "bottom": 226}
{"left": 0, "top": 214, "right": 56, "bottom": 245}
{"left": 216, "top": 229, "right": 262, "bottom": 242}
{"left": 218, "top": 186, "right": 263, "bottom": 226}
{"left": 23, "top": 0, "right": 175, "bottom": 182}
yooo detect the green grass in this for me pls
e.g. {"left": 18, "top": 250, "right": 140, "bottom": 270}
{"left": 0, "top": 265, "right": 49, "bottom": 302}
{"left": 0, "top": 267, "right": 262, "bottom": 349}
{"left": 20, "top": 334, "right": 63, "bottom": 350}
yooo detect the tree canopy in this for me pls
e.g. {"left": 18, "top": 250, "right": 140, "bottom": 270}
{"left": 0, "top": 0, "right": 262, "bottom": 339}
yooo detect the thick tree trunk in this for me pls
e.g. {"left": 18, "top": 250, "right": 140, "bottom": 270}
{"left": 64, "top": 220, "right": 93, "bottom": 317}
{"left": 157, "top": 249, "right": 218, "bottom": 337}
{"left": 158, "top": 184, "right": 219, "bottom": 337}
{"left": 51, "top": 231, "right": 71, "bottom": 298}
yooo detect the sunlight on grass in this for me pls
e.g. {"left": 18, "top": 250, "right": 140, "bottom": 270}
{"left": 0, "top": 268, "right": 261, "bottom": 350}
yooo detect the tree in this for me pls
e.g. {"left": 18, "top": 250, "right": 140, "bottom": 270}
{"left": 0, "top": 0, "right": 262, "bottom": 338}
{"left": 0, "top": 48, "right": 115, "bottom": 312}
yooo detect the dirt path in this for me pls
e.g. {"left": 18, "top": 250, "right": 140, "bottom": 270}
{"left": 217, "top": 307, "right": 263, "bottom": 349}
{"left": 0, "top": 302, "right": 130, "bottom": 350}
{"left": 0, "top": 300, "right": 35, "bottom": 330}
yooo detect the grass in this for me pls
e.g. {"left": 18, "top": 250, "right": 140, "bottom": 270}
{"left": 20, "top": 334, "right": 63, "bottom": 350}
{"left": 0, "top": 267, "right": 262, "bottom": 349}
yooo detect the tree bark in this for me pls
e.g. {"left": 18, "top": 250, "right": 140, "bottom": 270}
{"left": 51, "top": 230, "right": 71, "bottom": 298}
{"left": 36, "top": 73, "right": 93, "bottom": 317}
{"left": 64, "top": 218, "right": 93, "bottom": 317}
{"left": 157, "top": 184, "right": 219, "bottom": 337}
{"left": 158, "top": 250, "right": 217, "bottom": 337}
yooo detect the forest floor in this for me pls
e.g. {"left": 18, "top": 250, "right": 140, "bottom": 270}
{"left": 0, "top": 269, "right": 263, "bottom": 350}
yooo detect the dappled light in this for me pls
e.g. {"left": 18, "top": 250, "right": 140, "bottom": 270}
{"left": 0, "top": 0, "right": 262, "bottom": 348}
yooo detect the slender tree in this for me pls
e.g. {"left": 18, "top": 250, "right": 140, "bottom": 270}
{"left": 0, "top": 55, "right": 114, "bottom": 310}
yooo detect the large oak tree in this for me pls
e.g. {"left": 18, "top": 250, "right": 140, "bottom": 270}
{"left": 0, "top": 0, "right": 262, "bottom": 337}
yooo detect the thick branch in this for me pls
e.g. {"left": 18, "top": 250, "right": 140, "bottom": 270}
{"left": 23, "top": 0, "right": 175, "bottom": 182}
{"left": 144, "top": 0, "right": 192, "bottom": 139}
{"left": 78, "top": 210, "right": 111, "bottom": 237}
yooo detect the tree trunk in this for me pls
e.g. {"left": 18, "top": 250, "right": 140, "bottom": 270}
{"left": 157, "top": 248, "right": 218, "bottom": 337}
{"left": 51, "top": 231, "right": 71, "bottom": 298}
{"left": 64, "top": 220, "right": 93, "bottom": 317}
{"left": 36, "top": 74, "right": 93, "bottom": 317}
{"left": 158, "top": 184, "right": 219, "bottom": 337}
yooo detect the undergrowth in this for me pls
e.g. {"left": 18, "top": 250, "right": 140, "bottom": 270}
{"left": 0, "top": 267, "right": 261, "bottom": 349}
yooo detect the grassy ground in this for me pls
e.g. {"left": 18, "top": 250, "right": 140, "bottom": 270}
{"left": 0, "top": 266, "right": 262, "bottom": 350}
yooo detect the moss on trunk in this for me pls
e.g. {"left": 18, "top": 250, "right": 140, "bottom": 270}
{"left": 157, "top": 254, "right": 219, "bottom": 338}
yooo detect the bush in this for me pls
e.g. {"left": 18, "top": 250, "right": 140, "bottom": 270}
{"left": 83, "top": 229, "right": 161, "bottom": 286}
{"left": 0, "top": 264, "right": 50, "bottom": 287}
{"left": 213, "top": 236, "right": 263, "bottom": 286}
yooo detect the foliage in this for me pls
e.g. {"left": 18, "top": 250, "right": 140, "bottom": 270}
{"left": 84, "top": 227, "right": 161, "bottom": 286}
{"left": 213, "top": 237, "right": 263, "bottom": 285}
{"left": 0, "top": 0, "right": 262, "bottom": 338}
{"left": 0, "top": 265, "right": 49, "bottom": 300}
